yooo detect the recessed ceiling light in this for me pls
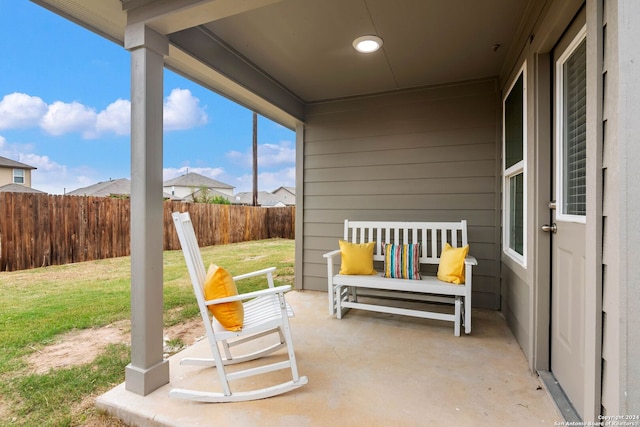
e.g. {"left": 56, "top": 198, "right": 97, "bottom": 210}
{"left": 353, "top": 35, "right": 383, "bottom": 53}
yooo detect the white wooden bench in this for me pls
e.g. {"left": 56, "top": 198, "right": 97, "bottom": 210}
{"left": 323, "top": 220, "right": 477, "bottom": 336}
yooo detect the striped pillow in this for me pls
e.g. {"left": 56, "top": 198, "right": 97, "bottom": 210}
{"left": 383, "top": 243, "right": 421, "bottom": 280}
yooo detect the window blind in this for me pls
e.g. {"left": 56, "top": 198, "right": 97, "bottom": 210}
{"left": 563, "top": 39, "right": 587, "bottom": 216}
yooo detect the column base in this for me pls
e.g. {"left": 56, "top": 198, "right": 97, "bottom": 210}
{"left": 125, "top": 360, "right": 170, "bottom": 396}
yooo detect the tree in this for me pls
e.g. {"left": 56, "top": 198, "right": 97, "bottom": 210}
{"left": 191, "top": 186, "right": 230, "bottom": 204}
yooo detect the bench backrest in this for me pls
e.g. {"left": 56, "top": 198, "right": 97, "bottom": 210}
{"left": 343, "top": 220, "right": 468, "bottom": 266}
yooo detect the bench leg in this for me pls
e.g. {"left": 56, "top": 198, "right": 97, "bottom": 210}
{"left": 454, "top": 297, "right": 461, "bottom": 337}
{"left": 328, "top": 283, "right": 335, "bottom": 316}
{"left": 464, "top": 295, "right": 471, "bottom": 334}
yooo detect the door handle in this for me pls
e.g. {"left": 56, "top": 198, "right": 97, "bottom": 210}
{"left": 541, "top": 223, "right": 557, "bottom": 233}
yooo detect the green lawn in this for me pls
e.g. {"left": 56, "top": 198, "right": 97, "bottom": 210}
{"left": 0, "top": 238, "right": 294, "bottom": 426}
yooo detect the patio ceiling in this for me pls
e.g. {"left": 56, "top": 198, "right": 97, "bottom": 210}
{"left": 34, "top": 0, "right": 535, "bottom": 125}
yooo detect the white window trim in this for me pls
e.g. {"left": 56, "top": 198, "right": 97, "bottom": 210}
{"left": 13, "top": 168, "right": 25, "bottom": 184}
{"left": 502, "top": 63, "right": 527, "bottom": 267}
{"left": 555, "top": 26, "right": 587, "bottom": 224}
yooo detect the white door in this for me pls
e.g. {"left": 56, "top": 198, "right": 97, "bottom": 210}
{"left": 549, "top": 24, "right": 587, "bottom": 418}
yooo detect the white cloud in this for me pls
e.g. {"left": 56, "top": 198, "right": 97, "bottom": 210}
{"left": 33, "top": 168, "right": 100, "bottom": 195}
{"left": 0, "top": 135, "right": 33, "bottom": 161}
{"left": 0, "top": 89, "right": 208, "bottom": 139}
{"left": 40, "top": 101, "right": 98, "bottom": 138}
{"left": 0, "top": 135, "right": 107, "bottom": 194}
{"left": 260, "top": 142, "right": 296, "bottom": 167}
{"left": 96, "top": 99, "right": 131, "bottom": 135}
{"left": 163, "top": 88, "right": 208, "bottom": 131}
{"left": 0, "top": 92, "right": 48, "bottom": 130}
{"left": 226, "top": 140, "right": 295, "bottom": 169}
{"left": 233, "top": 167, "right": 296, "bottom": 193}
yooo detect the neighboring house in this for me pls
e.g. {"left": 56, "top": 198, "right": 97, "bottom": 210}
{"left": 67, "top": 178, "right": 175, "bottom": 199}
{"left": 66, "top": 178, "right": 132, "bottom": 197}
{"left": 233, "top": 191, "right": 287, "bottom": 207}
{"left": 40, "top": 0, "right": 639, "bottom": 419}
{"left": 271, "top": 186, "right": 296, "bottom": 206}
{"left": 162, "top": 172, "right": 234, "bottom": 200}
{"left": 0, "top": 183, "right": 46, "bottom": 194}
{"left": 0, "top": 155, "right": 36, "bottom": 188}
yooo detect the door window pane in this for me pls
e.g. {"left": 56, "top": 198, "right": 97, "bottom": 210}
{"left": 562, "top": 39, "right": 587, "bottom": 216}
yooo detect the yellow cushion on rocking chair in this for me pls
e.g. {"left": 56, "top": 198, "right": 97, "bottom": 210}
{"left": 203, "top": 264, "right": 244, "bottom": 331}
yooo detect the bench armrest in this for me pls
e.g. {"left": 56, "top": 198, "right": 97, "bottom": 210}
{"left": 324, "top": 249, "right": 342, "bottom": 315}
{"left": 323, "top": 249, "right": 341, "bottom": 259}
{"left": 464, "top": 256, "right": 478, "bottom": 266}
{"left": 205, "top": 285, "right": 291, "bottom": 306}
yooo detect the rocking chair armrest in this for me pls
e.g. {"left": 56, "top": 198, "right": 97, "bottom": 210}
{"left": 232, "top": 267, "right": 277, "bottom": 281}
{"left": 464, "top": 256, "right": 478, "bottom": 266}
{"left": 205, "top": 285, "right": 292, "bottom": 306}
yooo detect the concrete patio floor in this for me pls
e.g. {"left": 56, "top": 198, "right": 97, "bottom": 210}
{"left": 97, "top": 290, "right": 562, "bottom": 426}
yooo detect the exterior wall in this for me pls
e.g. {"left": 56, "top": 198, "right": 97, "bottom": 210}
{"left": 501, "top": 266, "right": 532, "bottom": 358}
{"left": 0, "top": 168, "right": 32, "bottom": 187}
{"left": 499, "top": 0, "right": 640, "bottom": 418}
{"left": 602, "top": 0, "right": 640, "bottom": 416}
{"left": 301, "top": 79, "right": 502, "bottom": 309}
{"left": 0, "top": 168, "right": 12, "bottom": 186}
{"left": 499, "top": 0, "right": 586, "bottom": 372}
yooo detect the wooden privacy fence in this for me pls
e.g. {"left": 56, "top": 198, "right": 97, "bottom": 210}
{"left": 0, "top": 192, "right": 295, "bottom": 272}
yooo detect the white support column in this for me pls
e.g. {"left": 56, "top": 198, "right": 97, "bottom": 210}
{"left": 124, "top": 23, "right": 170, "bottom": 396}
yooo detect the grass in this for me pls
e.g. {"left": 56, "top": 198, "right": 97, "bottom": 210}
{"left": 0, "top": 238, "right": 294, "bottom": 426}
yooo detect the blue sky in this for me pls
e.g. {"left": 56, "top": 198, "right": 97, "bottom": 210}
{"left": 0, "top": 1, "right": 296, "bottom": 195}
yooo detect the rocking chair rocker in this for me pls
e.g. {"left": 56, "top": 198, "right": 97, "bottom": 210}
{"left": 169, "top": 211, "right": 308, "bottom": 402}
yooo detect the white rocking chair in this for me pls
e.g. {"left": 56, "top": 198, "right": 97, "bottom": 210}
{"left": 169, "top": 211, "right": 308, "bottom": 402}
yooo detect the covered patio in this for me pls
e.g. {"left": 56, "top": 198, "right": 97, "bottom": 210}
{"left": 30, "top": 0, "right": 640, "bottom": 421}
{"left": 96, "top": 291, "right": 560, "bottom": 426}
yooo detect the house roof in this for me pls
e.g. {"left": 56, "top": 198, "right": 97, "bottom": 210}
{"left": 0, "top": 155, "right": 36, "bottom": 170}
{"left": 273, "top": 186, "right": 295, "bottom": 196}
{"left": 0, "top": 183, "right": 46, "bottom": 194}
{"left": 66, "top": 178, "right": 132, "bottom": 197}
{"left": 35, "top": 0, "right": 532, "bottom": 129}
{"left": 163, "top": 172, "right": 234, "bottom": 190}
{"left": 67, "top": 178, "right": 177, "bottom": 199}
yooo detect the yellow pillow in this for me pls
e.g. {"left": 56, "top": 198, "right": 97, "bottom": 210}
{"left": 204, "top": 264, "right": 244, "bottom": 331}
{"left": 339, "top": 240, "right": 377, "bottom": 275}
{"left": 437, "top": 243, "right": 470, "bottom": 284}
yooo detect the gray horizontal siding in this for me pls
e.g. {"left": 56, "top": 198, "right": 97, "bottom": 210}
{"left": 304, "top": 209, "right": 499, "bottom": 227}
{"left": 501, "top": 263, "right": 531, "bottom": 358}
{"left": 301, "top": 79, "right": 501, "bottom": 309}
